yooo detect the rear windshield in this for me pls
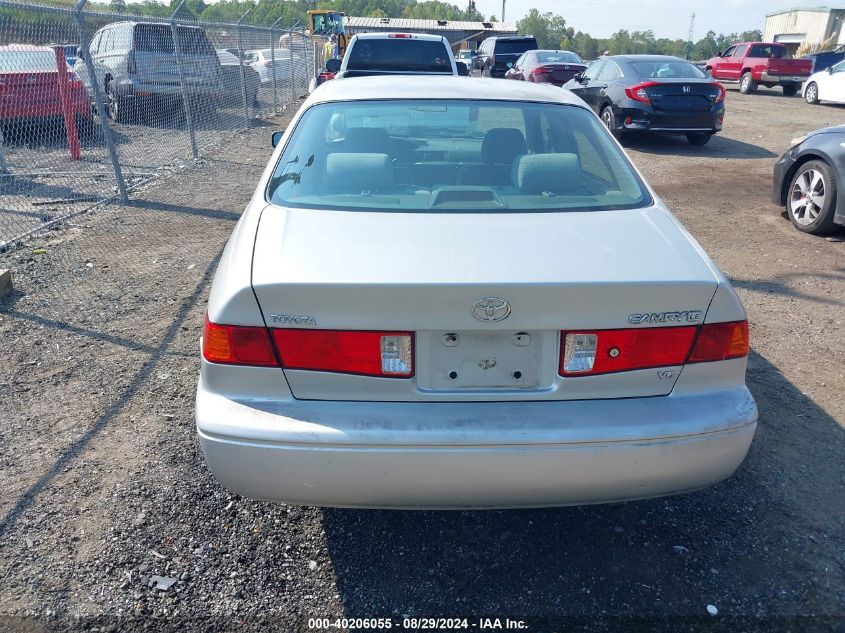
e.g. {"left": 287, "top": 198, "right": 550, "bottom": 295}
{"left": 537, "top": 51, "right": 583, "bottom": 63}
{"left": 346, "top": 39, "right": 452, "bottom": 73}
{"left": 631, "top": 60, "right": 706, "bottom": 78}
{"left": 134, "top": 25, "right": 215, "bottom": 55}
{"left": 267, "top": 99, "right": 650, "bottom": 213}
{"left": 495, "top": 39, "right": 538, "bottom": 54}
{"left": 0, "top": 50, "right": 57, "bottom": 72}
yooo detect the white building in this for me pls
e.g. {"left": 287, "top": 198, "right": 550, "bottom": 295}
{"left": 763, "top": 6, "right": 845, "bottom": 54}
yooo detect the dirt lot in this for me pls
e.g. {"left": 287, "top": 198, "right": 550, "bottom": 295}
{"left": 0, "top": 88, "right": 843, "bottom": 632}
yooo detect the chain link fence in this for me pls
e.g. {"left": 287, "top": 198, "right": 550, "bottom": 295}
{"left": 0, "top": 0, "right": 323, "bottom": 292}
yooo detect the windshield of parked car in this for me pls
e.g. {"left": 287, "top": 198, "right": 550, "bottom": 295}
{"left": 537, "top": 51, "right": 583, "bottom": 63}
{"left": 267, "top": 99, "right": 650, "bottom": 212}
{"left": 134, "top": 25, "right": 215, "bottom": 55}
{"left": 631, "top": 60, "right": 706, "bottom": 78}
{"left": 0, "top": 50, "right": 57, "bottom": 72}
{"left": 346, "top": 39, "right": 452, "bottom": 73}
{"left": 495, "top": 40, "right": 537, "bottom": 54}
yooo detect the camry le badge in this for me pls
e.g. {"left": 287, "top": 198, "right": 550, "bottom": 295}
{"left": 472, "top": 297, "right": 511, "bottom": 322}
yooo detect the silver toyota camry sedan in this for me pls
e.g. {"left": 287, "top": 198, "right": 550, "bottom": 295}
{"left": 196, "top": 76, "right": 757, "bottom": 509}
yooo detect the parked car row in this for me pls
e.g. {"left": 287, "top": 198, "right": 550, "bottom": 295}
{"left": 0, "top": 21, "right": 302, "bottom": 128}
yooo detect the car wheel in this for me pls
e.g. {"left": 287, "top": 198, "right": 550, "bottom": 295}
{"left": 787, "top": 160, "right": 837, "bottom": 234}
{"left": 686, "top": 133, "right": 712, "bottom": 146}
{"left": 739, "top": 72, "right": 757, "bottom": 94}
{"left": 782, "top": 84, "right": 799, "bottom": 97}
{"left": 106, "top": 80, "right": 130, "bottom": 124}
{"left": 804, "top": 82, "right": 819, "bottom": 104}
{"left": 75, "top": 114, "right": 96, "bottom": 140}
{"left": 600, "top": 106, "right": 620, "bottom": 139}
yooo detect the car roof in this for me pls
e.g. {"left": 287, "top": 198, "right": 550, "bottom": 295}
{"left": 351, "top": 32, "right": 446, "bottom": 42}
{"left": 306, "top": 75, "right": 586, "bottom": 107}
{"left": 606, "top": 54, "right": 688, "bottom": 63}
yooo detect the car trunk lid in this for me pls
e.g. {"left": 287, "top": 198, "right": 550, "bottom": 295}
{"left": 251, "top": 205, "right": 719, "bottom": 401}
{"left": 644, "top": 80, "right": 720, "bottom": 112}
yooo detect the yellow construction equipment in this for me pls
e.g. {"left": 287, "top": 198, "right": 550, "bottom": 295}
{"left": 307, "top": 10, "right": 348, "bottom": 59}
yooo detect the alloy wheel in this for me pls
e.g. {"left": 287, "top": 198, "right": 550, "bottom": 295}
{"left": 790, "top": 168, "right": 826, "bottom": 226}
{"left": 805, "top": 83, "right": 818, "bottom": 104}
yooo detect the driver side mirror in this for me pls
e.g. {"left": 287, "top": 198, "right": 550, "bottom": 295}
{"left": 827, "top": 66, "right": 835, "bottom": 73}
{"left": 271, "top": 130, "right": 285, "bottom": 148}
{"left": 456, "top": 61, "right": 469, "bottom": 76}
{"left": 573, "top": 72, "right": 587, "bottom": 83}
{"left": 325, "top": 58, "right": 341, "bottom": 73}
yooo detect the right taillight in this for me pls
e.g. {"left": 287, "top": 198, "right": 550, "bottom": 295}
{"left": 272, "top": 329, "right": 414, "bottom": 378}
{"left": 710, "top": 82, "right": 726, "bottom": 103}
{"left": 688, "top": 320, "right": 749, "bottom": 363}
{"left": 559, "top": 320, "right": 749, "bottom": 376}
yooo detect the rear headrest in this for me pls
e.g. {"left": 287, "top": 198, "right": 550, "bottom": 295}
{"left": 512, "top": 153, "right": 579, "bottom": 194}
{"left": 481, "top": 128, "right": 527, "bottom": 164}
{"left": 326, "top": 153, "right": 393, "bottom": 192}
{"left": 344, "top": 127, "right": 392, "bottom": 153}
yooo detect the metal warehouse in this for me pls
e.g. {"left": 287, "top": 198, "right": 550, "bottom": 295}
{"left": 763, "top": 6, "right": 845, "bottom": 54}
{"left": 344, "top": 16, "right": 518, "bottom": 52}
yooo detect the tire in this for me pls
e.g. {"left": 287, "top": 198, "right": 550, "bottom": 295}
{"left": 75, "top": 114, "right": 96, "bottom": 140}
{"left": 739, "top": 71, "right": 757, "bottom": 94}
{"left": 782, "top": 84, "right": 799, "bottom": 97}
{"left": 804, "top": 82, "right": 819, "bottom": 104}
{"left": 786, "top": 160, "right": 838, "bottom": 234}
{"left": 105, "top": 80, "right": 130, "bottom": 124}
{"left": 600, "top": 106, "right": 620, "bottom": 139}
{"left": 686, "top": 133, "right": 712, "bottom": 146}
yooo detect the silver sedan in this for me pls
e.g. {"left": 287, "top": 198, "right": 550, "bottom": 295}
{"left": 196, "top": 76, "right": 757, "bottom": 509}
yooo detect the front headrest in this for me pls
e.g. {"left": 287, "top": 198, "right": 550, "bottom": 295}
{"left": 326, "top": 153, "right": 393, "bottom": 192}
{"left": 481, "top": 128, "right": 527, "bottom": 164}
{"left": 512, "top": 153, "right": 579, "bottom": 194}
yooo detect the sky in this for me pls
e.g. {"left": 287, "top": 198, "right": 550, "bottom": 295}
{"left": 474, "top": 0, "right": 840, "bottom": 40}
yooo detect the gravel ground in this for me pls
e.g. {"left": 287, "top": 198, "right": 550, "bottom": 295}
{"left": 0, "top": 89, "right": 844, "bottom": 633}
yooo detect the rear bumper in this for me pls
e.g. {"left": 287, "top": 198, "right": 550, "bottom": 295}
{"left": 614, "top": 102, "right": 724, "bottom": 135}
{"left": 759, "top": 71, "right": 806, "bottom": 84}
{"left": 196, "top": 383, "right": 757, "bottom": 509}
{"left": 116, "top": 78, "right": 219, "bottom": 98}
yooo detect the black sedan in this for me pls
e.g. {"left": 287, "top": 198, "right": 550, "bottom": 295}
{"left": 772, "top": 125, "right": 845, "bottom": 235}
{"left": 564, "top": 54, "right": 725, "bottom": 145}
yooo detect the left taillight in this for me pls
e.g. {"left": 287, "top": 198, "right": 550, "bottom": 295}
{"left": 624, "top": 81, "right": 660, "bottom": 103}
{"left": 272, "top": 329, "right": 413, "bottom": 378}
{"left": 202, "top": 317, "right": 277, "bottom": 367}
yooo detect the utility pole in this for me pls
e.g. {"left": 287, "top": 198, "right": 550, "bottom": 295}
{"left": 502, "top": 0, "right": 506, "bottom": 22}
{"left": 687, "top": 12, "right": 695, "bottom": 59}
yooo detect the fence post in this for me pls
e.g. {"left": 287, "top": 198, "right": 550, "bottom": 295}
{"left": 236, "top": 10, "right": 252, "bottom": 128}
{"left": 270, "top": 17, "right": 283, "bottom": 113}
{"left": 287, "top": 27, "right": 296, "bottom": 104}
{"left": 170, "top": 2, "right": 198, "bottom": 160}
{"left": 74, "top": 0, "right": 127, "bottom": 203}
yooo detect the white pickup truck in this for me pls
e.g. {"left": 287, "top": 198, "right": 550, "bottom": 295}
{"left": 309, "top": 32, "right": 468, "bottom": 92}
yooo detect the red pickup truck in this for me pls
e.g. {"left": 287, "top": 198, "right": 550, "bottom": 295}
{"left": 705, "top": 42, "right": 813, "bottom": 96}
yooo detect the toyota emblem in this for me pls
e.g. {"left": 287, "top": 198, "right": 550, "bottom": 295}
{"left": 472, "top": 297, "right": 511, "bottom": 322}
